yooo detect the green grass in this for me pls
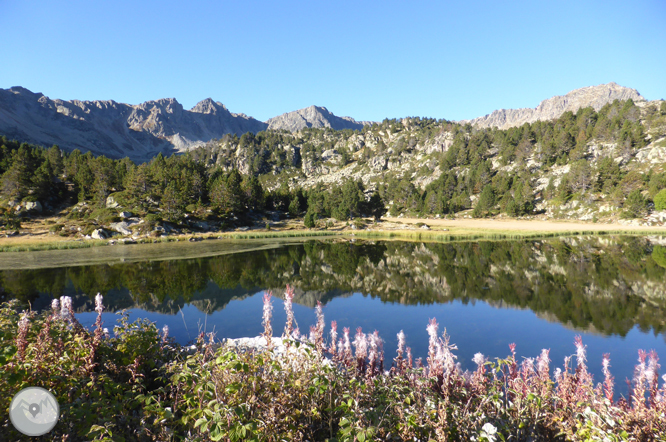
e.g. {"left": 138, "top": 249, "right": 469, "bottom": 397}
{"left": 219, "top": 230, "right": 341, "bottom": 240}
{"left": 0, "top": 239, "right": 109, "bottom": 253}
{"left": 351, "top": 228, "right": 666, "bottom": 243}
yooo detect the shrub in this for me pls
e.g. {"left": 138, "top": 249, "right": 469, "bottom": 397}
{"left": 654, "top": 188, "right": 666, "bottom": 211}
{"left": 2, "top": 288, "right": 665, "bottom": 441}
{"left": 304, "top": 210, "right": 316, "bottom": 228}
{"left": 89, "top": 208, "right": 120, "bottom": 224}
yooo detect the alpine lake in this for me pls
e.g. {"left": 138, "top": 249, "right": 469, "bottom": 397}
{"left": 2, "top": 235, "right": 666, "bottom": 396}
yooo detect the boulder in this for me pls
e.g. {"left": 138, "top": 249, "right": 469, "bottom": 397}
{"left": 109, "top": 221, "right": 132, "bottom": 235}
{"left": 91, "top": 228, "right": 109, "bottom": 240}
{"left": 119, "top": 211, "right": 133, "bottom": 218}
{"left": 24, "top": 201, "right": 42, "bottom": 212}
{"left": 106, "top": 195, "right": 120, "bottom": 209}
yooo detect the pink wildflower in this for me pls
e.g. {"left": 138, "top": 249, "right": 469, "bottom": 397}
{"left": 353, "top": 327, "right": 367, "bottom": 373}
{"left": 51, "top": 298, "right": 59, "bottom": 316}
{"left": 342, "top": 327, "right": 352, "bottom": 366}
{"left": 262, "top": 291, "right": 273, "bottom": 348}
{"left": 329, "top": 321, "right": 338, "bottom": 357}
{"left": 16, "top": 311, "right": 30, "bottom": 361}
{"left": 601, "top": 353, "right": 614, "bottom": 403}
{"left": 95, "top": 293, "right": 104, "bottom": 315}
{"left": 60, "top": 295, "right": 73, "bottom": 322}
{"left": 314, "top": 301, "right": 325, "bottom": 353}
{"left": 283, "top": 285, "right": 295, "bottom": 338}
{"left": 162, "top": 325, "right": 169, "bottom": 344}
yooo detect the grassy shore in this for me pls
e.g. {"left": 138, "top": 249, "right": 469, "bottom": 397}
{"left": 2, "top": 216, "right": 666, "bottom": 253}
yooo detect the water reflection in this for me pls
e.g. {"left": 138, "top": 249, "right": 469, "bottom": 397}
{"left": 3, "top": 236, "right": 666, "bottom": 338}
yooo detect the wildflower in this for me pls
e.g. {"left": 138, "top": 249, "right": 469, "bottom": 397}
{"left": 368, "top": 332, "right": 378, "bottom": 376}
{"left": 103, "top": 328, "right": 110, "bottom": 338}
{"left": 601, "top": 353, "right": 614, "bottom": 403}
{"left": 51, "top": 298, "right": 59, "bottom": 315}
{"left": 16, "top": 311, "right": 30, "bottom": 361}
{"left": 537, "top": 349, "right": 550, "bottom": 377}
{"left": 574, "top": 335, "right": 587, "bottom": 368}
{"left": 353, "top": 327, "right": 367, "bottom": 373}
{"left": 632, "top": 349, "right": 648, "bottom": 408}
{"left": 95, "top": 293, "right": 104, "bottom": 315}
{"left": 472, "top": 352, "right": 486, "bottom": 368}
{"left": 283, "top": 285, "right": 295, "bottom": 338}
{"left": 646, "top": 350, "right": 660, "bottom": 401}
{"left": 395, "top": 330, "right": 406, "bottom": 373}
{"left": 342, "top": 327, "right": 352, "bottom": 366}
{"left": 480, "top": 422, "right": 498, "bottom": 442}
{"left": 314, "top": 301, "right": 325, "bottom": 353}
{"left": 60, "top": 295, "right": 73, "bottom": 322}
{"left": 93, "top": 293, "right": 104, "bottom": 331}
{"left": 262, "top": 291, "right": 273, "bottom": 348}
{"left": 426, "top": 318, "right": 439, "bottom": 373}
{"left": 329, "top": 321, "right": 338, "bottom": 357}
{"left": 162, "top": 325, "right": 169, "bottom": 343}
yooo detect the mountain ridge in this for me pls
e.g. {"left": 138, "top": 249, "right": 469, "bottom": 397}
{"left": 0, "top": 83, "right": 649, "bottom": 162}
{"left": 461, "top": 82, "right": 645, "bottom": 129}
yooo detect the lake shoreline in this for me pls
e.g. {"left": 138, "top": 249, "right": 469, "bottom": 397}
{"left": 2, "top": 216, "right": 666, "bottom": 254}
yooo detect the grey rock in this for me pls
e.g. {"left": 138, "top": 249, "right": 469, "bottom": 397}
{"left": 0, "top": 87, "right": 267, "bottom": 162}
{"left": 266, "top": 105, "right": 366, "bottom": 132}
{"left": 106, "top": 195, "right": 120, "bottom": 209}
{"left": 118, "top": 211, "right": 132, "bottom": 218}
{"left": 24, "top": 201, "right": 42, "bottom": 212}
{"left": 91, "top": 228, "right": 109, "bottom": 240}
{"left": 369, "top": 155, "right": 388, "bottom": 172}
{"left": 462, "top": 83, "right": 645, "bottom": 130}
{"left": 109, "top": 222, "right": 132, "bottom": 235}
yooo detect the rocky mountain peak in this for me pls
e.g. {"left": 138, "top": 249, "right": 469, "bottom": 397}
{"left": 464, "top": 83, "right": 645, "bottom": 130}
{"left": 266, "top": 105, "right": 365, "bottom": 132}
{"left": 191, "top": 98, "right": 228, "bottom": 115}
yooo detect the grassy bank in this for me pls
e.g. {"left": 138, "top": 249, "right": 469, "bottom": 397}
{"left": 3, "top": 219, "right": 666, "bottom": 253}
{"left": 351, "top": 227, "right": 666, "bottom": 242}
{"left": 2, "top": 291, "right": 665, "bottom": 441}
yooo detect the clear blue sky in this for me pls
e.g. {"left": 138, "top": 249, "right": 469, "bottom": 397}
{"left": 1, "top": 0, "right": 664, "bottom": 122}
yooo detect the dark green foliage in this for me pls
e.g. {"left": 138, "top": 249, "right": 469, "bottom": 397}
{"left": 472, "top": 184, "right": 495, "bottom": 217}
{"left": 367, "top": 191, "right": 386, "bottom": 220}
{"left": 652, "top": 245, "right": 666, "bottom": 269}
{"left": 304, "top": 209, "right": 316, "bottom": 228}
{"left": 653, "top": 188, "right": 666, "bottom": 211}
{"left": 621, "top": 189, "right": 649, "bottom": 219}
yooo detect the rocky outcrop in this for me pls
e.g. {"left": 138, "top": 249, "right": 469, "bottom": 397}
{"left": 463, "top": 83, "right": 645, "bottom": 130}
{"left": 266, "top": 105, "right": 365, "bottom": 132}
{"left": 0, "top": 87, "right": 267, "bottom": 162}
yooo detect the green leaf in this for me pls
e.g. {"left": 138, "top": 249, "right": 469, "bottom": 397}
{"left": 194, "top": 417, "right": 207, "bottom": 428}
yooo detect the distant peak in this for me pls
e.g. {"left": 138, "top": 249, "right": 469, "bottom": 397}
{"left": 191, "top": 98, "right": 227, "bottom": 114}
{"left": 7, "top": 86, "right": 43, "bottom": 97}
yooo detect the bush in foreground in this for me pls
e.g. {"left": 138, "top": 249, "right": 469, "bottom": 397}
{"left": 1, "top": 288, "right": 666, "bottom": 441}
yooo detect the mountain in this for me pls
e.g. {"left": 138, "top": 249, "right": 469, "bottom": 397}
{"left": 266, "top": 105, "right": 365, "bottom": 132}
{"left": 462, "top": 83, "right": 646, "bottom": 130}
{"left": 0, "top": 87, "right": 370, "bottom": 162}
{"left": 0, "top": 87, "right": 268, "bottom": 162}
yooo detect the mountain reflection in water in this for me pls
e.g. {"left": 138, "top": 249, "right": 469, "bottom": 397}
{"left": 4, "top": 236, "right": 666, "bottom": 395}
{"left": 4, "top": 236, "right": 666, "bottom": 338}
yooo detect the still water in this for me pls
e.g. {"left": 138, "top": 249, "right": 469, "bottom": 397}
{"left": 3, "top": 236, "right": 666, "bottom": 396}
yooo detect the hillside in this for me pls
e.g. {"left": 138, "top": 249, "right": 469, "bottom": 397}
{"left": 1, "top": 84, "right": 666, "bottom": 241}
{"left": 0, "top": 87, "right": 366, "bottom": 162}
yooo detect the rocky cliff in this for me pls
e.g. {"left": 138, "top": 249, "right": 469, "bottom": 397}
{"left": 266, "top": 105, "right": 365, "bottom": 132}
{"left": 0, "top": 87, "right": 269, "bottom": 162}
{"left": 0, "top": 88, "right": 371, "bottom": 162}
{"left": 463, "top": 83, "right": 645, "bottom": 129}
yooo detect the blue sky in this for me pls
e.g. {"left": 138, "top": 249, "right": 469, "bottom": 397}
{"left": 1, "top": 0, "right": 664, "bottom": 122}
